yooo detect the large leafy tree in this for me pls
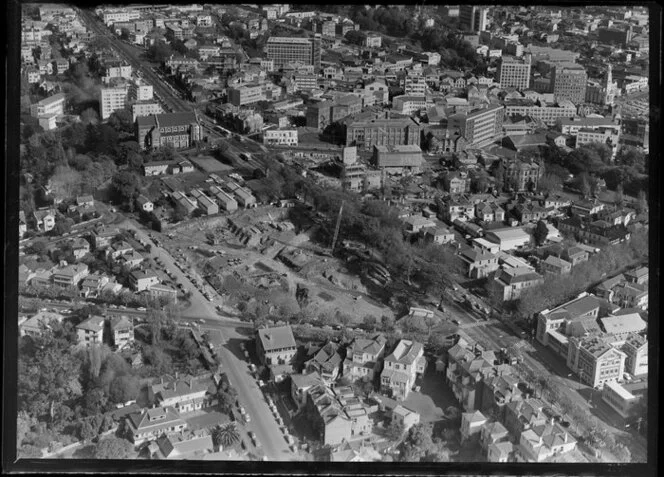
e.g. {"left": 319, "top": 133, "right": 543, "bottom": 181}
{"left": 94, "top": 437, "right": 133, "bottom": 459}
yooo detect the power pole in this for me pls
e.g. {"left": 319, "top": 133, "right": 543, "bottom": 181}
{"left": 330, "top": 201, "right": 344, "bottom": 255}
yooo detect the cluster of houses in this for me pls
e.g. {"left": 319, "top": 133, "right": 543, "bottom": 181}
{"left": 534, "top": 267, "right": 648, "bottom": 418}
{"left": 444, "top": 337, "right": 578, "bottom": 462}
{"left": 19, "top": 224, "right": 178, "bottom": 303}
{"left": 256, "top": 325, "right": 427, "bottom": 452}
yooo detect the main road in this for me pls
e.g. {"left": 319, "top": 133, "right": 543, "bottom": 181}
{"left": 114, "top": 218, "right": 294, "bottom": 460}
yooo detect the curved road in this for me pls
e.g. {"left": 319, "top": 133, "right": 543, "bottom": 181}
{"left": 120, "top": 218, "right": 294, "bottom": 460}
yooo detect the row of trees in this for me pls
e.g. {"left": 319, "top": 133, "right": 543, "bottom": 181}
{"left": 509, "top": 227, "right": 648, "bottom": 319}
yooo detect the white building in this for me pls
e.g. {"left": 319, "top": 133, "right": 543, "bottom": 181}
{"left": 263, "top": 128, "right": 298, "bottom": 146}
{"left": 100, "top": 86, "right": 129, "bottom": 120}
{"left": 30, "top": 93, "right": 65, "bottom": 118}
{"left": 132, "top": 101, "right": 163, "bottom": 121}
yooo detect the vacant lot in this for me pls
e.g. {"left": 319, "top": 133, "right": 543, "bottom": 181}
{"left": 189, "top": 154, "right": 235, "bottom": 174}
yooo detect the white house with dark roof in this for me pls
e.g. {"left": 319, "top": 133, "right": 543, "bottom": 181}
{"left": 20, "top": 311, "right": 64, "bottom": 337}
{"left": 126, "top": 406, "right": 187, "bottom": 444}
{"left": 518, "top": 422, "right": 576, "bottom": 462}
{"left": 391, "top": 405, "right": 420, "bottom": 431}
{"left": 256, "top": 325, "right": 297, "bottom": 381}
{"left": 342, "top": 333, "right": 387, "bottom": 381}
{"left": 380, "top": 339, "right": 426, "bottom": 401}
{"left": 76, "top": 315, "right": 105, "bottom": 347}
{"left": 110, "top": 315, "right": 134, "bottom": 350}
{"left": 152, "top": 374, "right": 218, "bottom": 414}
{"left": 129, "top": 270, "right": 160, "bottom": 291}
{"left": 492, "top": 267, "right": 543, "bottom": 301}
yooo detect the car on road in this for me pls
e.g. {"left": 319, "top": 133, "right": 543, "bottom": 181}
{"left": 451, "top": 319, "right": 460, "bottom": 325}
{"left": 245, "top": 414, "right": 251, "bottom": 423}
{"left": 240, "top": 406, "right": 246, "bottom": 416}
{"left": 137, "top": 307, "right": 147, "bottom": 312}
{"left": 198, "top": 319, "right": 205, "bottom": 324}
{"left": 258, "top": 380, "right": 265, "bottom": 388}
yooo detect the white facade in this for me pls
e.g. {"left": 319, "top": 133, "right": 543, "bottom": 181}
{"left": 30, "top": 93, "right": 65, "bottom": 118}
{"left": 132, "top": 102, "right": 163, "bottom": 121}
{"left": 100, "top": 86, "right": 129, "bottom": 120}
{"left": 263, "top": 128, "right": 298, "bottom": 146}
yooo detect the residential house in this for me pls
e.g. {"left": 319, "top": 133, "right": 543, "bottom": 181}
{"left": 90, "top": 226, "right": 120, "bottom": 250}
{"left": 76, "top": 315, "right": 105, "bottom": 347}
{"left": 488, "top": 441, "right": 516, "bottom": 462}
{"left": 156, "top": 430, "right": 213, "bottom": 459}
{"left": 443, "top": 171, "right": 470, "bottom": 194}
{"left": 570, "top": 198, "right": 605, "bottom": 218}
{"left": 107, "top": 240, "right": 134, "bottom": 260}
{"left": 480, "top": 420, "right": 510, "bottom": 452}
{"left": 118, "top": 250, "right": 145, "bottom": 270}
{"left": 391, "top": 405, "right": 420, "bottom": 432}
{"left": 518, "top": 423, "right": 576, "bottom": 462}
{"left": 330, "top": 440, "right": 382, "bottom": 462}
{"left": 421, "top": 226, "right": 455, "bottom": 245}
{"left": 476, "top": 202, "right": 505, "bottom": 223}
{"left": 342, "top": 333, "right": 387, "bottom": 381}
{"left": 561, "top": 246, "right": 589, "bottom": 266}
{"left": 624, "top": 266, "right": 648, "bottom": 285}
{"left": 136, "top": 195, "right": 154, "bottom": 212}
{"left": 20, "top": 311, "right": 64, "bottom": 337}
{"left": 33, "top": 208, "right": 56, "bottom": 232}
{"left": 305, "top": 384, "right": 352, "bottom": 446}
{"left": 76, "top": 195, "right": 94, "bottom": 208}
{"left": 148, "top": 283, "right": 178, "bottom": 303}
{"left": 612, "top": 282, "right": 648, "bottom": 310}
{"left": 402, "top": 215, "right": 437, "bottom": 234}
{"left": 459, "top": 248, "right": 499, "bottom": 279}
{"left": 492, "top": 267, "right": 544, "bottom": 301}
{"left": 129, "top": 270, "right": 160, "bottom": 291}
{"left": 460, "top": 410, "right": 488, "bottom": 443}
{"left": 290, "top": 371, "right": 324, "bottom": 410}
{"left": 304, "top": 341, "right": 344, "bottom": 384}
{"left": 256, "top": 325, "right": 297, "bottom": 382}
{"left": 69, "top": 237, "right": 91, "bottom": 259}
{"left": 621, "top": 333, "right": 648, "bottom": 377}
{"left": 110, "top": 315, "right": 134, "bottom": 350}
{"left": 80, "top": 273, "right": 111, "bottom": 298}
{"left": 503, "top": 398, "right": 548, "bottom": 441}
{"left": 380, "top": 339, "right": 426, "bottom": 401}
{"left": 126, "top": 406, "right": 187, "bottom": 444}
{"left": 540, "top": 255, "right": 572, "bottom": 276}
{"left": 52, "top": 263, "right": 89, "bottom": 288}
{"left": 594, "top": 274, "right": 625, "bottom": 301}
{"left": 152, "top": 374, "right": 218, "bottom": 414}
{"left": 480, "top": 371, "right": 524, "bottom": 419}
{"left": 441, "top": 197, "right": 474, "bottom": 223}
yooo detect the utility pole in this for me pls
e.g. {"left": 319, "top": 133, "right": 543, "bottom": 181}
{"left": 330, "top": 201, "right": 344, "bottom": 255}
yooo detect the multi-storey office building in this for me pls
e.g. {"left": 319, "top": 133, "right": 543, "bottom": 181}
{"left": 552, "top": 63, "right": 588, "bottom": 104}
{"left": 266, "top": 35, "right": 322, "bottom": 71}
{"left": 448, "top": 105, "right": 504, "bottom": 147}
{"left": 497, "top": 55, "right": 531, "bottom": 90}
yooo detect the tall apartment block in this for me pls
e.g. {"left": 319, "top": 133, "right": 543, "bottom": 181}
{"left": 100, "top": 85, "right": 129, "bottom": 120}
{"left": 448, "top": 105, "right": 504, "bottom": 147}
{"left": 497, "top": 55, "right": 531, "bottom": 90}
{"left": 552, "top": 63, "right": 588, "bottom": 104}
{"left": 266, "top": 35, "right": 322, "bottom": 71}
{"left": 459, "top": 5, "right": 489, "bottom": 33}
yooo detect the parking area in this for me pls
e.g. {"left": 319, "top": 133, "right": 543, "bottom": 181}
{"left": 402, "top": 368, "right": 458, "bottom": 424}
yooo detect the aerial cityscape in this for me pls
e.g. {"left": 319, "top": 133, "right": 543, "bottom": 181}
{"left": 12, "top": 2, "right": 651, "bottom": 466}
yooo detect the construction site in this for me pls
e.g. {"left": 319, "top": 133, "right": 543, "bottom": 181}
{"left": 158, "top": 204, "right": 396, "bottom": 324}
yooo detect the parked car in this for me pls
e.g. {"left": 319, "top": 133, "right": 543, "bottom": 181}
{"left": 137, "top": 307, "right": 147, "bottom": 312}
